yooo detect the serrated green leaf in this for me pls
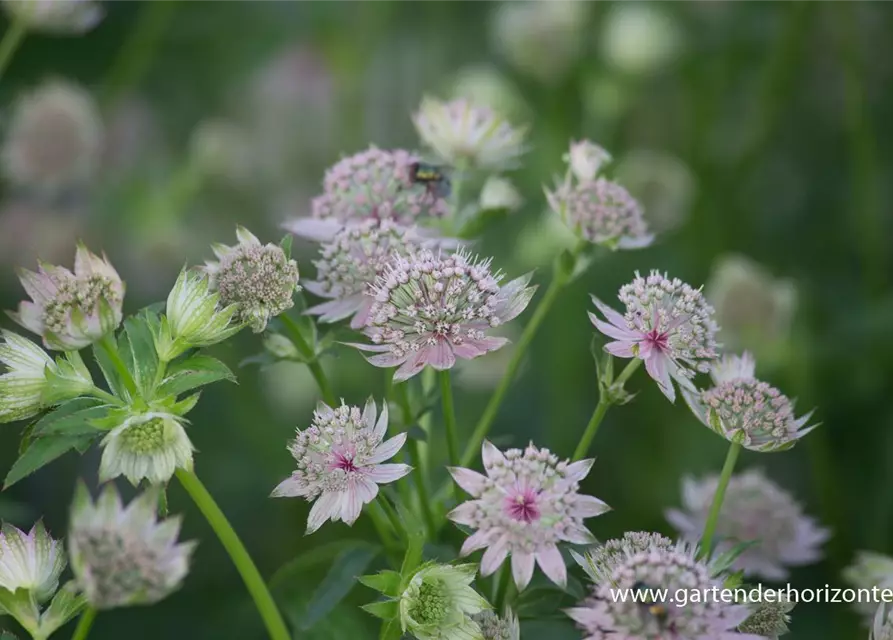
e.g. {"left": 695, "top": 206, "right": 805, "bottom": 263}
{"left": 4, "top": 434, "right": 96, "bottom": 489}
{"left": 37, "top": 581, "right": 86, "bottom": 636}
{"left": 157, "top": 355, "right": 236, "bottom": 397}
{"left": 30, "top": 400, "right": 108, "bottom": 438}
{"left": 168, "top": 393, "right": 201, "bottom": 417}
{"left": 299, "top": 545, "right": 379, "bottom": 630}
{"left": 361, "top": 599, "right": 398, "bottom": 620}
{"left": 93, "top": 339, "right": 127, "bottom": 401}
{"left": 123, "top": 312, "right": 160, "bottom": 399}
{"left": 358, "top": 570, "right": 401, "bottom": 596}
{"left": 710, "top": 540, "right": 760, "bottom": 577}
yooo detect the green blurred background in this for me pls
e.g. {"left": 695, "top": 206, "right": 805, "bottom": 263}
{"left": 1, "top": 2, "right": 892, "bottom": 638}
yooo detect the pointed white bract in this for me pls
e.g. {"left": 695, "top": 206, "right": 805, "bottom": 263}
{"left": 2, "top": 0, "right": 102, "bottom": 34}
{"left": 572, "top": 531, "right": 675, "bottom": 585}
{"left": 567, "top": 140, "right": 613, "bottom": 183}
{"left": 399, "top": 563, "right": 490, "bottom": 640}
{"left": 203, "top": 226, "right": 300, "bottom": 333}
{"left": 9, "top": 244, "right": 124, "bottom": 351}
{"left": 873, "top": 603, "right": 893, "bottom": 640}
{"left": 0, "top": 331, "right": 55, "bottom": 423}
{"left": 68, "top": 484, "right": 195, "bottom": 610}
{"left": 271, "top": 398, "right": 411, "bottom": 534}
{"left": 0, "top": 522, "right": 66, "bottom": 603}
{"left": 589, "top": 271, "right": 719, "bottom": 402}
{"left": 448, "top": 441, "right": 609, "bottom": 590}
{"left": 99, "top": 412, "right": 194, "bottom": 486}
{"left": 350, "top": 249, "right": 535, "bottom": 382}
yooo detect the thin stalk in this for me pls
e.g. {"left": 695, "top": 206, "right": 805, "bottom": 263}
{"left": 572, "top": 398, "right": 610, "bottom": 462}
{"left": 280, "top": 314, "right": 337, "bottom": 406}
{"left": 0, "top": 11, "right": 27, "bottom": 81}
{"left": 88, "top": 386, "right": 124, "bottom": 406}
{"left": 439, "top": 370, "right": 459, "bottom": 468}
{"left": 175, "top": 469, "right": 290, "bottom": 640}
{"left": 97, "top": 333, "right": 138, "bottom": 399}
{"left": 395, "top": 382, "right": 436, "bottom": 537}
{"left": 613, "top": 357, "right": 642, "bottom": 388}
{"left": 71, "top": 607, "right": 97, "bottom": 640}
{"left": 377, "top": 495, "right": 405, "bottom": 541}
{"left": 367, "top": 500, "right": 400, "bottom": 553}
{"left": 698, "top": 442, "right": 741, "bottom": 560}
{"left": 493, "top": 566, "right": 514, "bottom": 611}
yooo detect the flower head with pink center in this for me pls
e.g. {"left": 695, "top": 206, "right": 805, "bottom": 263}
{"left": 271, "top": 398, "right": 411, "bottom": 534}
{"left": 683, "top": 353, "right": 818, "bottom": 452}
{"left": 286, "top": 146, "right": 449, "bottom": 242}
{"left": 349, "top": 249, "right": 535, "bottom": 382}
{"left": 567, "top": 546, "right": 762, "bottom": 640}
{"left": 589, "top": 270, "right": 719, "bottom": 402}
{"left": 448, "top": 441, "right": 610, "bottom": 590}
{"left": 666, "top": 469, "right": 829, "bottom": 581}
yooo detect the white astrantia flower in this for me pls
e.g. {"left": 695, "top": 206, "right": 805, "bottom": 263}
{"left": 2, "top": 0, "right": 102, "bottom": 34}
{"left": 571, "top": 531, "right": 675, "bottom": 585}
{"left": 399, "top": 563, "right": 490, "bottom": 640}
{"left": 844, "top": 552, "right": 893, "bottom": 622}
{"left": 99, "top": 412, "right": 194, "bottom": 486}
{"left": 473, "top": 608, "right": 519, "bottom": 640}
{"left": 413, "top": 97, "right": 527, "bottom": 170}
{"left": 600, "top": 3, "right": 681, "bottom": 76}
{"left": 0, "top": 522, "right": 66, "bottom": 603}
{"left": 68, "top": 484, "right": 195, "bottom": 610}
{"left": 203, "top": 226, "right": 300, "bottom": 333}
{"left": 449, "top": 441, "right": 610, "bottom": 590}
{"left": 479, "top": 177, "right": 522, "bottom": 213}
{"left": 566, "top": 140, "right": 612, "bottom": 183}
{"left": 0, "top": 331, "right": 54, "bottom": 423}
{"left": 271, "top": 398, "right": 411, "bottom": 534}
{"left": 666, "top": 468, "right": 830, "bottom": 581}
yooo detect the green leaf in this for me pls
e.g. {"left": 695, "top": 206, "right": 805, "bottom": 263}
{"left": 30, "top": 399, "right": 108, "bottom": 438}
{"left": 457, "top": 206, "right": 509, "bottom": 239}
{"left": 360, "top": 599, "right": 398, "bottom": 620}
{"left": 269, "top": 540, "right": 379, "bottom": 592}
{"left": 709, "top": 539, "right": 760, "bottom": 577}
{"left": 358, "top": 570, "right": 401, "bottom": 596}
{"left": 0, "top": 632, "right": 20, "bottom": 640}
{"left": 519, "top": 619, "right": 579, "bottom": 638}
{"left": 279, "top": 233, "right": 293, "bottom": 259}
{"left": 4, "top": 434, "right": 96, "bottom": 489}
{"left": 93, "top": 340, "right": 127, "bottom": 400}
{"left": 299, "top": 545, "right": 379, "bottom": 630}
{"left": 379, "top": 617, "right": 403, "bottom": 640}
{"left": 37, "top": 581, "right": 86, "bottom": 637}
{"left": 122, "top": 312, "right": 161, "bottom": 399}
{"left": 157, "top": 355, "right": 236, "bottom": 397}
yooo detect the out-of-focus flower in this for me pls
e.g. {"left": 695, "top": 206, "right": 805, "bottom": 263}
{"left": 0, "top": 331, "right": 54, "bottom": 423}
{"left": 1, "top": 79, "right": 103, "bottom": 195}
{"left": 479, "top": 177, "right": 522, "bottom": 213}
{"left": 844, "top": 552, "right": 893, "bottom": 622}
{"left": 449, "top": 441, "right": 609, "bottom": 590}
{"left": 567, "top": 141, "right": 612, "bottom": 183}
{"left": 303, "top": 219, "right": 453, "bottom": 330}
{"left": 101, "top": 95, "right": 162, "bottom": 176}
{"left": 289, "top": 147, "right": 449, "bottom": 240}
{"left": 188, "top": 119, "right": 256, "bottom": 187}
{"left": 514, "top": 210, "right": 578, "bottom": 271}
{"left": 706, "top": 255, "right": 797, "bottom": 364}
{"left": 738, "top": 593, "right": 794, "bottom": 639}
{"left": 589, "top": 271, "right": 719, "bottom": 402}
{"left": 271, "top": 399, "right": 411, "bottom": 534}
{"left": 351, "top": 249, "right": 535, "bottom": 382}
{"left": 614, "top": 150, "right": 695, "bottom": 234}
{"left": 10, "top": 243, "right": 124, "bottom": 351}
{"left": 490, "top": 1, "right": 588, "bottom": 83}
{"left": 2, "top": 0, "right": 102, "bottom": 34}
{"left": 451, "top": 66, "right": 526, "bottom": 120}
{"left": 155, "top": 270, "right": 240, "bottom": 361}
{"left": 68, "top": 484, "right": 194, "bottom": 610}
{"left": 567, "top": 546, "right": 758, "bottom": 640}
{"left": 683, "top": 353, "right": 817, "bottom": 452}
{"left": 398, "top": 563, "right": 489, "bottom": 640}
{"left": 666, "top": 469, "right": 830, "bottom": 580}
{"left": 473, "top": 608, "right": 519, "bottom": 640}
{"left": 600, "top": 3, "right": 681, "bottom": 75}
{"left": 203, "top": 226, "right": 300, "bottom": 333}
{"left": 0, "top": 522, "right": 65, "bottom": 603}
{"left": 572, "top": 531, "right": 675, "bottom": 585}
{"left": 413, "top": 97, "right": 527, "bottom": 170}
{"left": 99, "top": 412, "right": 194, "bottom": 486}
{"left": 874, "top": 603, "right": 893, "bottom": 640}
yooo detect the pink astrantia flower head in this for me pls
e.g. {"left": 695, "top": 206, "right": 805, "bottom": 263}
{"left": 683, "top": 352, "right": 818, "bottom": 452}
{"left": 9, "top": 243, "right": 124, "bottom": 351}
{"left": 572, "top": 531, "right": 675, "bottom": 585}
{"left": 448, "top": 441, "right": 610, "bottom": 590}
{"left": 589, "top": 270, "right": 719, "bottom": 402}
{"left": 567, "top": 546, "right": 763, "bottom": 640}
{"left": 271, "top": 398, "right": 411, "bottom": 534}
{"left": 302, "top": 219, "right": 457, "bottom": 330}
{"left": 350, "top": 249, "right": 536, "bottom": 382}
{"left": 666, "top": 469, "right": 830, "bottom": 581}
{"left": 286, "top": 146, "right": 449, "bottom": 241}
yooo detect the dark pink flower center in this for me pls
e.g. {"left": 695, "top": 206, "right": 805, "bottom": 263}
{"left": 504, "top": 488, "right": 541, "bottom": 523}
{"left": 331, "top": 451, "right": 358, "bottom": 473}
{"left": 644, "top": 328, "right": 669, "bottom": 352}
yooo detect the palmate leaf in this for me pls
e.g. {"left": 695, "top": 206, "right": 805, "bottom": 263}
{"left": 297, "top": 544, "right": 380, "bottom": 631}
{"left": 156, "top": 355, "right": 236, "bottom": 397}
{"left": 4, "top": 433, "right": 98, "bottom": 490}
{"left": 121, "top": 311, "right": 161, "bottom": 399}
{"left": 29, "top": 398, "right": 109, "bottom": 438}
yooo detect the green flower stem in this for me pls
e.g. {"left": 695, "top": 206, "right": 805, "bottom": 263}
{"left": 97, "top": 333, "right": 139, "bottom": 399}
{"left": 87, "top": 386, "right": 124, "bottom": 406}
{"left": 572, "top": 359, "right": 642, "bottom": 461}
{"left": 377, "top": 494, "right": 405, "bottom": 541}
{"left": 175, "top": 469, "right": 290, "bottom": 640}
{"left": 280, "top": 314, "right": 337, "bottom": 407}
{"left": 0, "top": 10, "right": 27, "bottom": 81}
{"left": 395, "top": 382, "right": 436, "bottom": 538}
{"left": 613, "top": 357, "right": 642, "bottom": 388}
{"left": 493, "top": 566, "right": 515, "bottom": 611}
{"left": 439, "top": 370, "right": 459, "bottom": 468}
{"left": 71, "top": 607, "right": 97, "bottom": 640}
{"left": 698, "top": 441, "right": 741, "bottom": 561}
{"left": 367, "top": 500, "right": 400, "bottom": 554}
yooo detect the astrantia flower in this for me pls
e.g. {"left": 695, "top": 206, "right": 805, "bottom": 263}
{"left": 738, "top": 593, "right": 794, "bottom": 639}
{"left": 352, "top": 249, "right": 535, "bottom": 382}
{"left": 479, "top": 176, "right": 522, "bottom": 213}
{"left": 399, "top": 563, "right": 489, "bottom": 640}
{"left": 473, "top": 608, "right": 519, "bottom": 640}
{"left": 1, "top": 79, "right": 102, "bottom": 195}
{"left": 10, "top": 243, "right": 124, "bottom": 351}
{"left": 873, "top": 604, "right": 893, "bottom": 640}
{"left": 288, "top": 147, "right": 449, "bottom": 241}
{"left": 449, "top": 441, "right": 610, "bottom": 590}
{"left": 271, "top": 398, "right": 411, "bottom": 534}
{"left": 413, "top": 97, "right": 527, "bottom": 170}
{"left": 0, "top": 522, "right": 65, "bottom": 603}
{"left": 589, "top": 271, "right": 719, "bottom": 402}
{"left": 614, "top": 150, "right": 694, "bottom": 235}
{"left": 99, "top": 412, "right": 194, "bottom": 486}
{"left": 844, "top": 552, "right": 893, "bottom": 621}
{"left": 572, "top": 531, "right": 675, "bottom": 585}
{"left": 303, "top": 219, "right": 454, "bottom": 329}
{"left": 684, "top": 353, "right": 818, "bottom": 452}
{"left": 567, "top": 546, "right": 760, "bottom": 640}
{"left": 566, "top": 140, "right": 613, "bottom": 182}
{"left": 68, "top": 484, "right": 195, "bottom": 610}
{"left": 203, "top": 226, "right": 300, "bottom": 333}
{"left": 0, "top": 331, "right": 55, "bottom": 423}
{"left": 2, "top": 0, "right": 102, "bottom": 34}
{"left": 666, "top": 469, "right": 829, "bottom": 580}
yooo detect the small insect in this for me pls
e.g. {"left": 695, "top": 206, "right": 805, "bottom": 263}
{"left": 632, "top": 581, "right": 670, "bottom": 631}
{"left": 408, "top": 161, "right": 452, "bottom": 200}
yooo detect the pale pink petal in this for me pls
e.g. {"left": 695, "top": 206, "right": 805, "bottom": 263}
{"left": 372, "top": 402, "right": 389, "bottom": 442}
{"left": 664, "top": 508, "right": 697, "bottom": 533}
{"left": 459, "top": 529, "right": 492, "bottom": 556}
{"left": 481, "top": 440, "right": 506, "bottom": 470}
{"left": 588, "top": 311, "right": 639, "bottom": 341}
{"left": 466, "top": 336, "right": 509, "bottom": 355}
{"left": 604, "top": 340, "right": 636, "bottom": 358}
{"left": 572, "top": 495, "right": 611, "bottom": 518}
{"left": 306, "top": 491, "right": 340, "bottom": 534}
{"left": 511, "top": 552, "right": 536, "bottom": 590}
{"left": 452, "top": 341, "right": 487, "bottom": 359}
{"left": 561, "top": 522, "right": 597, "bottom": 545}
{"left": 305, "top": 298, "right": 363, "bottom": 323}
{"left": 448, "top": 467, "right": 489, "bottom": 496}
{"left": 270, "top": 476, "right": 311, "bottom": 498}
{"left": 448, "top": 501, "right": 479, "bottom": 526}
{"left": 394, "top": 349, "right": 428, "bottom": 381}
{"left": 17, "top": 268, "right": 56, "bottom": 303}
{"left": 565, "top": 459, "right": 594, "bottom": 482}
{"left": 480, "top": 536, "right": 509, "bottom": 576}
{"left": 362, "top": 397, "right": 377, "bottom": 430}
{"left": 645, "top": 353, "right": 675, "bottom": 402}
{"left": 535, "top": 545, "right": 567, "bottom": 587}
{"left": 284, "top": 217, "right": 343, "bottom": 242}
{"left": 493, "top": 274, "right": 536, "bottom": 322}
{"left": 9, "top": 302, "right": 45, "bottom": 335}
{"left": 427, "top": 339, "right": 456, "bottom": 371}
{"left": 349, "top": 300, "right": 375, "bottom": 330}
{"left": 340, "top": 485, "right": 363, "bottom": 525}
{"left": 301, "top": 280, "right": 331, "bottom": 298}
{"left": 364, "top": 463, "right": 411, "bottom": 484}
{"left": 367, "top": 352, "right": 410, "bottom": 368}
{"left": 591, "top": 297, "right": 630, "bottom": 332}
{"left": 366, "top": 432, "right": 407, "bottom": 464}
{"left": 343, "top": 341, "right": 390, "bottom": 353}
